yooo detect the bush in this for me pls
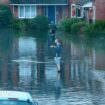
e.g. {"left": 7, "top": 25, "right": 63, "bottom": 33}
{"left": 0, "top": 4, "right": 12, "bottom": 28}
{"left": 31, "top": 15, "right": 49, "bottom": 32}
{"left": 12, "top": 15, "right": 49, "bottom": 33}
{"left": 85, "top": 20, "right": 105, "bottom": 37}
{"left": 84, "top": 24, "right": 95, "bottom": 37}
{"left": 12, "top": 18, "right": 23, "bottom": 30}
{"left": 22, "top": 19, "right": 32, "bottom": 31}
{"left": 12, "top": 18, "right": 32, "bottom": 31}
{"left": 58, "top": 18, "right": 81, "bottom": 32}
{"left": 71, "top": 21, "right": 88, "bottom": 35}
{"left": 57, "top": 18, "right": 68, "bottom": 31}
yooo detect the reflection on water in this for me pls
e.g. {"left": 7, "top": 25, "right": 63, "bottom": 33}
{"left": 0, "top": 30, "right": 105, "bottom": 105}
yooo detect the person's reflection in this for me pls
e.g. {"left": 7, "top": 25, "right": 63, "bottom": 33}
{"left": 55, "top": 57, "right": 61, "bottom": 100}
{"left": 55, "top": 72, "right": 61, "bottom": 100}
{"left": 54, "top": 57, "right": 61, "bottom": 71}
{"left": 36, "top": 38, "right": 45, "bottom": 83}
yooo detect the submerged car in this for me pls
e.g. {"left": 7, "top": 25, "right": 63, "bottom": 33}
{"left": 0, "top": 90, "right": 38, "bottom": 105}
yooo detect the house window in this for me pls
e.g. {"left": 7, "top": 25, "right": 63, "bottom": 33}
{"left": 71, "top": 4, "right": 83, "bottom": 18}
{"left": 19, "top": 5, "right": 36, "bottom": 18}
{"left": 31, "top": 6, "right": 35, "bottom": 17}
{"left": 20, "top": 6, "right": 24, "bottom": 18}
{"left": 76, "top": 6, "right": 82, "bottom": 18}
{"left": 71, "top": 4, "right": 76, "bottom": 18}
{"left": 25, "top": 6, "right": 30, "bottom": 18}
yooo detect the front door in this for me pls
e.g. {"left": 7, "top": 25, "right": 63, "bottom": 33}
{"left": 48, "top": 6, "right": 55, "bottom": 23}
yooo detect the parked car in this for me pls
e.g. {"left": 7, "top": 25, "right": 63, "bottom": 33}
{"left": 0, "top": 90, "right": 38, "bottom": 105}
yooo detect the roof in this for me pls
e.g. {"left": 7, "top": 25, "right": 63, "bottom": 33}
{"left": 83, "top": 2, "right": 92, "bottom": 7}
{"left": 10, "top": 0, "right": 68, "bottom": 5}
{"left": 75, "top": 0, "right": 92, "bottom": 6}
{"left": 0, "top": 91, "right": 32, "bottom": 101}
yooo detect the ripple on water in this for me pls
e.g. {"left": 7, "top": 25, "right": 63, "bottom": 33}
{"left": 32, "top": 87, "right": 94, "bottom": 105}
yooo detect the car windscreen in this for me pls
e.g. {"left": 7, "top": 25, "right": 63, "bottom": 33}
{"left": 0, "top": 100, "right": 32, "bottom": 105}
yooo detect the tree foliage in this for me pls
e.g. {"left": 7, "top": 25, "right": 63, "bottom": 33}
{"left": 31, "top": 15, "right": 49, "bottom": 32}
{"left": 0, "top": 4, "right": 12, "bottom": 28}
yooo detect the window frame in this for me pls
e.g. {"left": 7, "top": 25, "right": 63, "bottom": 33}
{"left": 71, "top": 4, "right": 83, "bottom": 18}
{"left": 19, "top": 5, "right": 36, "bottom": 19}
{"left": 19, "top": 5, "right": 25, "bottom": 18}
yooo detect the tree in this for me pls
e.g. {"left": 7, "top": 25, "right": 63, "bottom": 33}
{"left": 0, "top": 4, "right": 12, "bottom": 28}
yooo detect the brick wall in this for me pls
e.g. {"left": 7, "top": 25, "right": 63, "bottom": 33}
{"left": 10, "top": 6, "right": 18, "bottom": 18}
{"left": 1, "top": 0, "right": 9, "bottom": 4}
{"left": 37, "top": 6, "right": 42, "bottom": 16}
{"left": 95, "top": 0, "right": 105, "bottom": 19}
{"left": 56, "top": 6, "right": 62, "bottom": 23}
{"left": 62, "top": 5, "right": 69, "bottom": 18}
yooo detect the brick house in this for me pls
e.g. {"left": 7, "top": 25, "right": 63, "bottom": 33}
{"left": 1, "top": 0, "right": 105, "bottom": 23}
{"left": 0, "top": 0, "right": 9, "bottom": 4}
{"left": 69, "top": 0, "right": 91, "bottom": 18}
{"left": 69, "top": 0, "right": 105, "bottom": 21}
{"left": 9, "top": 0, "right": 70, "bottom": 24}
{"left": 69, "top": 0, "right": 95, "bottom": 23}
{"left": 93, "top": 0, "right": 105, "bottom": 20}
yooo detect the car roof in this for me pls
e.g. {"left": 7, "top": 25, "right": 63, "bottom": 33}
{"left": 0, "top": 90, "right": 32, "bottom": 101}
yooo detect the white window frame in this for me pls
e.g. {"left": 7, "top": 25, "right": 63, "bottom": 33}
{"left": 31, "top": 6, "right": 36, "bottom": 17}
{"left": 71, "top": 4, "right": 83, "bottom": 18}
{"left": 93, "top": 6, "right": 96, "bottom": 22}
{"left": 19, "top": 5, "right": 25, "bottom": 18}
{"left": 18, "top": 5, "right": 36, "bottom": 19}
{"left": 71, "top": 4, "right": 76, "bottom": 18}
{"left": 25, "top": 5, "right": 31, "bottom": 18}
{"left": 76, "top": 5, "right": 83, "bottom": 18}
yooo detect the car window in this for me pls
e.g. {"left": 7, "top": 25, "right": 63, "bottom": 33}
{"left": 0, "top": 100, "right": 32, "bottom": 105}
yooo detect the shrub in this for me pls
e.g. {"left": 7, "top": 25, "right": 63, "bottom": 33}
{"left": 12, "top": 15, "right": 49, "bottom": 33}
{"left": 31, "top": 15, "right": 49, "bottom": 32}
{"left": 71, "top": 21, "right": 88, "bottom": 35}
{"left": 0, "top": 4, "right": 12, "bottom": 28}
{"left": 12, "top": 18, "right": 21, "bottom": 30}
{"left": 94, "top": 20, "right": 105, "bottom": 30}
{"left": 57, "top": 18, "right": 68, "bottom": 31}
{"left": 12, "top": 18, "right": 25, "bottom": 30}
{"left": 84, "top": 24, "right": 95, "bottom": 37}
{"left": 22, "top": 19, "right": 32, "bottom": 31}
{"left": 57, "top": 18, "right": 81, "bottom": 32}
{"left": 85, "top": 20, "right": 105, "bottom": 37}
{"left": 12, "top": 18, "right": 32, "bottom": 31}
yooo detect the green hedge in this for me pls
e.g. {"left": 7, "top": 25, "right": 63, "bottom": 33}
{"left": 31, "top": 15, "right": 49, "bottom": 32}
{"left": 71, "top": 21, "right": 88, "bottom": 35}
{"left": 85, "top": 20, "right": 105, "bottom": 37}
{"left": 58, "top": 18, "right": 81, "bottom": 32}
{"left": 12, "top": 15, "right": 49, "bottom": 33}
{"left": 57, "top": 18, "right": 68, "bottom": 31}
{"left": 12, "top": 18, "right": 31, "bottom": 31}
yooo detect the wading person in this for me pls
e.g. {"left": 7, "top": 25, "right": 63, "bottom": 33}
{"left": 55, "top": 38, "right": 62, "bottom": 58}
{"left": 50, "top": 33, "right": 55, "bottom": 47}
{"left": 54, "top": 38, "right": 62, "bottom": 72}
{"left": 50, "top": 21, "right": 56, "bottom": 35}
{"left": 49, "top": 21, "right": 56, "bottom": 47}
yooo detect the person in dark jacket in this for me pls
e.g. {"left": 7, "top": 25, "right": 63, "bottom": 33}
{"left": 50, "top": 21, "right": 56, "bottom": 35}
{"left": 50, "top": 33, "right": 55, "bottom": 47}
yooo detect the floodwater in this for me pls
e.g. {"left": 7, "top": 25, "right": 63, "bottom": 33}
{"left": 0, "top": 29, "right": 105, "bottom": 105}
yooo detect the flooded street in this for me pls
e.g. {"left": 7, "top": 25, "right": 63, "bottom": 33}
{"left": 0, "top": 29, "right": 105, "bottom": 105}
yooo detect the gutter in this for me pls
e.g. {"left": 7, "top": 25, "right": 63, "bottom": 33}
{"left": 10, "top": 3, "right": 69, "bottom": 6}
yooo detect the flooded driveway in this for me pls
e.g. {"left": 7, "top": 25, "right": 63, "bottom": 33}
{"left": 0, "top": 29, "right": 105, "bottom": 105}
